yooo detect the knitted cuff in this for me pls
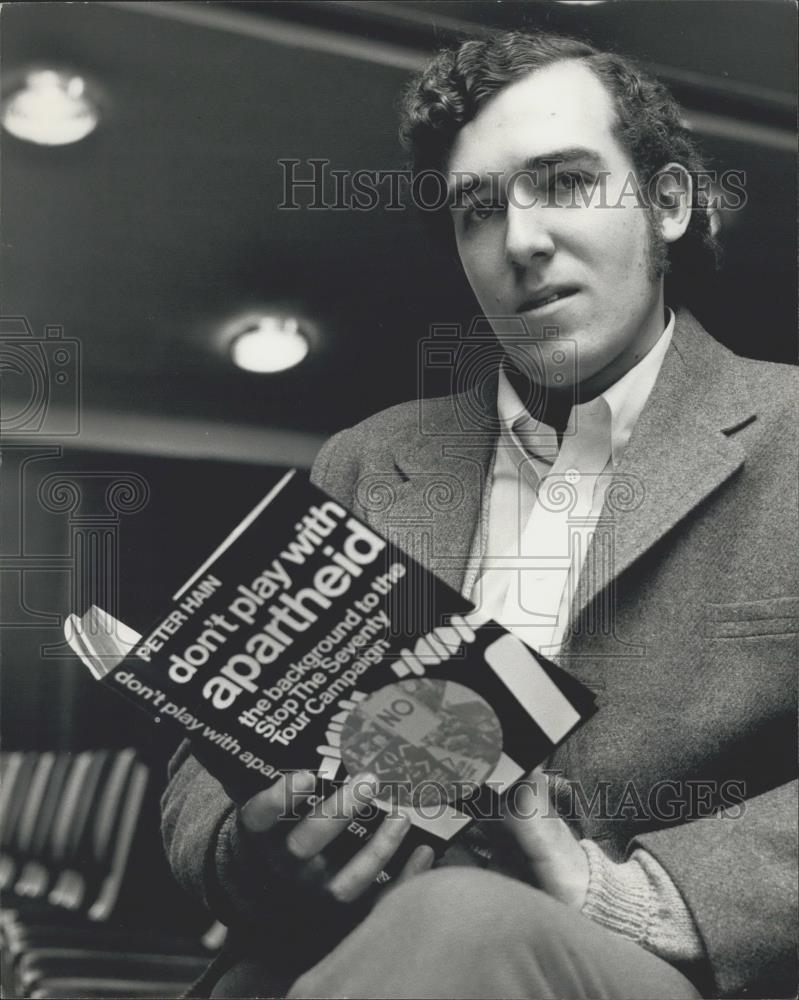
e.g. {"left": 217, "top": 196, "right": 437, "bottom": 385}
{"left": 579, "top": 838, "right": 654, "bottom": 945}
{"left": 579, "top": 840, "right": 706, "bottom": 966}
{"left": 630, "top": 848, "right": 706, "bottom": 964}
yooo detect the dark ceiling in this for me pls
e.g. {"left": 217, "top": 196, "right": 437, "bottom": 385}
{"left": 2, "top": 0, "right": 796, "bottom": 454}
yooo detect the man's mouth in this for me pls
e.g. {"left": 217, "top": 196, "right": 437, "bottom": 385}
{"left": 518, "top": 288, "right": 579, "bottom": 312}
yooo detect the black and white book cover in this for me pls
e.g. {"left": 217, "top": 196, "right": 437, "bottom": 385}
{"left": 67, "top": 469, "right": 596, "bottom": 868}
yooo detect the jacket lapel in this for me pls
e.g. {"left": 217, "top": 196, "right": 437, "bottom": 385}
{"left": 360, "top": 387, "right": 498, "bottom": 594}
{"left": 360, "top": 312, "right": 756, "bottom": 615}
{"left": 570, "top": 310, "right": 756, "bottom": 628}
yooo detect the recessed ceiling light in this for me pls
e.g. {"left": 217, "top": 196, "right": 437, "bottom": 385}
{"left": 229, "top": 315, "right": 311, "bottom": 373}
{"left": 1, "top": 69, "right": 101, "bottom": 146}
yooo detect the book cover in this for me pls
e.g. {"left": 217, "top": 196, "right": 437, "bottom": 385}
{"left": 66, "top": 469, "right": 596, "bottom": 868}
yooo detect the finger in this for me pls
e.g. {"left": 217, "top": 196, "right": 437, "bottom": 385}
{"left": 504, "top": 778, "right": 543, "bottom": 847}
{"left": 324, "top": 812, "right": 412, "bottom": 903}
{"left": 285, "top": 773, "right": 377, "bottom": 860}
{"left": 504, "top": 772, "right": 572, "bottom": 861}
{"left": 502, "top": 772, "right": 588, "bottom": 906}
{"left": 395, "top": 844, "right": 435, "bottom": 885}
{"left": 504, "top": 770, "right": 546, "bottom": 830}
{"left": 239, "top": 770, "right": 317, "bottom": 835}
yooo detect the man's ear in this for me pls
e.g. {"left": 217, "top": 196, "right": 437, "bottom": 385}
{"left": 650, "top": 163, "right": 692, "bottom": 244}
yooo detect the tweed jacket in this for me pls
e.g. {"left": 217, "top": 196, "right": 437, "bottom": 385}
{"left": 161, "top": 310, "right": 797, "bottom": 998}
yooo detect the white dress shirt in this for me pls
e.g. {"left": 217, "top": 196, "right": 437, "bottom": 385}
{"left": 467, "top": 309, "right": 675, "bottom": 656}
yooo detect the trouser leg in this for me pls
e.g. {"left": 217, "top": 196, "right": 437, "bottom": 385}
{"left": 210, "top": 868, "right": 702, "bottom": 999}
{"left": 286, "top": 868, "right": 701, "bottom": 1000}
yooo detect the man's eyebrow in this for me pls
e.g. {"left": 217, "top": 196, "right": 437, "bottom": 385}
{"left": 448, "top": 147, "right": 606, "bottom": 206}
{"left": 522, "top": 148, "right": 606, "bottom": 174}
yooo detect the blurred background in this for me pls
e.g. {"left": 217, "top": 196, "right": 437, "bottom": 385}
{"left": 0, "top": 1, "right": 796, "bottom": 993}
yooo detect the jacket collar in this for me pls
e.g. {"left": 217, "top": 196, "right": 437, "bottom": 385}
{"left": 568, "top": 307, "right": 755, "bottom": 630}
{"left": 371, "top": 357, "right": 498, "bottom": 592}
{"left": 377, "top": 309, "right": 756, "bottom": 605}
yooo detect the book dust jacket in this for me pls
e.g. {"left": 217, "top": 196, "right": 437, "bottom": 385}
{"left": 68, "top": 469, "right": 596, "bottom": 869}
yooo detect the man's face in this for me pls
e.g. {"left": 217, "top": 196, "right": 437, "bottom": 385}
{"left": 447, "top": 60, "right": 666, "bottom": 394}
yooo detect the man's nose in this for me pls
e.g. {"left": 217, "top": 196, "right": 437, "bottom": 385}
{"left": 504, "top": 201, "right": 555, "bottom": 269}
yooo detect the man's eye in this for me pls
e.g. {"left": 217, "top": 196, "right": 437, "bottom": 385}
{"left": 549, "top": 171, "right": 595, "bottom": 204}
{"left": 553, "top": 171, "right": 584, "bottom": 191}
{"left": 465, "top": 203, "right": 502, "bottom": 224}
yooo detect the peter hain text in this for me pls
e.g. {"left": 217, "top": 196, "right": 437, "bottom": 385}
{"left": 111, "top": 500, "right": 408, "bottom": 766}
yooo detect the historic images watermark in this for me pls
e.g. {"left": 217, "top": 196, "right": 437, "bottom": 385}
{"left": 1, "top": 315, "right": 149, "bottom": 656}
{"left": 278, "top": 158, "right": 747, "bottom": 219}
{"left": 0, "top": 315, "right": 82, "bottom": 437}
{"left": 274, "top": 772, "right": 747, "bottom": 824}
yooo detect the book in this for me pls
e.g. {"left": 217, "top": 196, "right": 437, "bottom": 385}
{"left": 66, "top": 469, "right": 596, "bottom": 870}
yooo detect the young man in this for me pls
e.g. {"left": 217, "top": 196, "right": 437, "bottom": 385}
{"left": 162, "top": 31, "right": 797, "bottom": 999}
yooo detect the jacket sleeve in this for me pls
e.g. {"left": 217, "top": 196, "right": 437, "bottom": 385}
{"left": 160, "top": 739, "right": 242, "bottom": 919}
{"left": 630, "top": 779, "right": 798, "bottom": 998}
{"left": 160, "top": 431, "right": 359, "bottom": 926}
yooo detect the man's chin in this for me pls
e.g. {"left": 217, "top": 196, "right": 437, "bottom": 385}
{"left": 501, "top": 341, "right": 589, "bottom": 392}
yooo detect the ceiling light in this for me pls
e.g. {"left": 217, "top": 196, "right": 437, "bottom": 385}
{"left": 1, "top": 69, "right": 101, "bottom": 146}
{"left": 229, "top": 315, "right": 311, "bottom": 373}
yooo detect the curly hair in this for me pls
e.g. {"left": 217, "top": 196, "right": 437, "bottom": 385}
{"left": 398, "top": 30, "right": 722, "bottom": 295}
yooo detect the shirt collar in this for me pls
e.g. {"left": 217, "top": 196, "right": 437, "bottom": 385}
{"left": 497, "top": 307, "right": 675, "bottom": 468}
{"left": 601, "top": 307, "right": 675, "bottom": 465}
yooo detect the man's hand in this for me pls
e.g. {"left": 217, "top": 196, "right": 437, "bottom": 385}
{"left": 239, "top": 770, "right": 435, "bottom": 904}
{"left": 497, "top": 767, "right": 589, "bottom": 908}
